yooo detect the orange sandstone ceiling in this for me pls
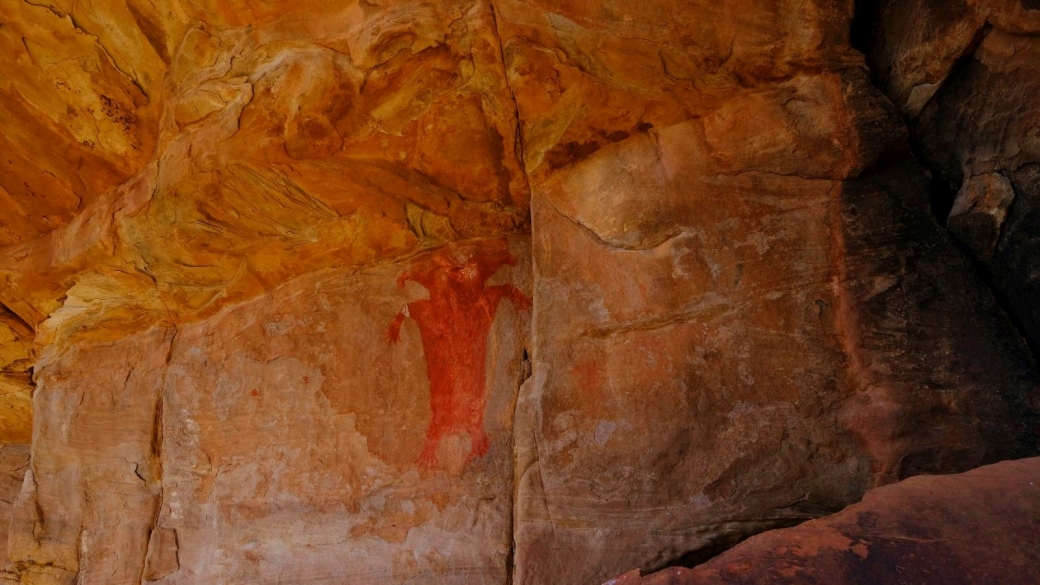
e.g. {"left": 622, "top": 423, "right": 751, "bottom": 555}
{"left": 0, "top": 0, "right": 539, "bottom": 441}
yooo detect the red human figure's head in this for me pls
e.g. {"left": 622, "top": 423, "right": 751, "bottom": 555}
{"left": 397, "top": 238, "right": 516, "bottom": 290}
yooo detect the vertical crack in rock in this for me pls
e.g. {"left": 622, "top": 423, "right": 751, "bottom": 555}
{"left": 139, "top": 326, "right": 178, "bottom": 584}
{"left": 485, "top": 0, "right": 530, "bottom": 193}
{"left": 483, "top": 4, "right": 533, "bottom": 584}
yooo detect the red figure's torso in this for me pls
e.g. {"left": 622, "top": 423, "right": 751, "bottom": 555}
{"left": 389, "top": 241, "right": 528, "bottom": 468}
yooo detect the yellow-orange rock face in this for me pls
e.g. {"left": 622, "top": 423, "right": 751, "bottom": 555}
{"left": 0, "top": 1, "right": 1038, "bottom": 584}
{"left": 1, "top": 0, "right": 531, "bottom": 445}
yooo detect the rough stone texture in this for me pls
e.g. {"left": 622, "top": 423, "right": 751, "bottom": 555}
{"left": 947, "top": 172, "right": 1016, "bottom": 261}
{"left": 0, "top": 1, "right": 1038, "bottom": 584}
{"left": 607, "top": 457, "right": 1040, "bottom": 585}
{"left": 505, "top": 2, "right": 1039, "bottom": 583}
{"left": 0, "top": 445, "right": 29, "bottom": 580}
{"left": 0, "top": 0, "right": 163, "bottom": 247}
{"left": 861, "top": 0, "right": 1040, "bottom": 351}
{"left": 916, "top": 29, "right": 1040, "bottom": 353}
{"left": 0, "top": 0, "right": 529, "bottom": 351}
{"left": 0, "top": 310, "right": 32, "bottom": 443}
{"left": 8, "top": 239, "right": 530, "bottom": 583}
{"left": 857, "top": 0, "right": 1040, "bottom": 118}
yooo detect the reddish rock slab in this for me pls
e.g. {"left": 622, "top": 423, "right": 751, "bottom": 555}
{"left": 508, "top": 1, "right": 1040, "bottom": 583}
{"left": 608, "top": 457, "right": 1040, "bottom": 585}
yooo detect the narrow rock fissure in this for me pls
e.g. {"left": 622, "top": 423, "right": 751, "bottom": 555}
{"left": 849, "top": 0, "right": 879, "bottom": 59}
{"left": 138, "top": 326, "right": 178, "bottom": 585}
{"left": 483, "top": 3, "right": 531, "bottom": 583}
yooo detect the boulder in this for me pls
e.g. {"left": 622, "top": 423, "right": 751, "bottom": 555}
{"left": 608, "top": 457, "right": 1040, "bottom": 584}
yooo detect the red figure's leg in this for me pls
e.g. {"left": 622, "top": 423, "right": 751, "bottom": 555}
{"left": 386, "top": 310, "right": 406, "bottom": 344}
{"left": 469, "top": 424, "right": 489, "bottom": 461}
{"left": 488, "top": 284, "right": 532, "bottom": 312}
{"left": 418, "top": 433, "right": 441, "bottom": 468}
{"left": 422, "top": 353, "right": 455, "bottom": 468}
{"left": 460, "top": 385, "right": 488, "bottom": 461}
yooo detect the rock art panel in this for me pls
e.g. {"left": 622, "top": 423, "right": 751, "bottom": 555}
{"left": 1, "top": 1, "right": 1040, "bottom": 584}
{"left": 0, "top": 0, "right": 529, "bottom": 369}
{"left": 8, "top": 238, "right": 530, "bottom": 584}
{"left": 388, "top": 239, "right": 531, "bottom": 468}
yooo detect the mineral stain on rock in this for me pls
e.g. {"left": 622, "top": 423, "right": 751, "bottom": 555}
{"left": 388, "top": 239, "right": 531, "bottom": 468}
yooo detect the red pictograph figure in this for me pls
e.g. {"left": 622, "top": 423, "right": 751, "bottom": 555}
{"left": 387, "top": 239, "right": 530, "bottom": 468}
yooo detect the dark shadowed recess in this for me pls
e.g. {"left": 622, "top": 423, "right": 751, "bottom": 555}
{"left": 849, "top": 0, "right": 984, "bottom": 225}
{"left": 849, "top": 0, "right": 1040, "bottom": 363}
{"left": 849, "top": 0, "right": 879, "bottom": 57}
{"left": 643, "top": 518, "right": 808, "bottom": 574}
{"left": 839, "top": 147, "right": 1040, "bottom": 476}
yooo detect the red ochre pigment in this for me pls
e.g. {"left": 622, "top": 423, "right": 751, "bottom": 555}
{"left": 388, "top": 239, "right": 530, "bottom": 468}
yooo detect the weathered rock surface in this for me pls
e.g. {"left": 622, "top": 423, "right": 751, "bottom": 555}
{"left": 0, "top": 0, "right": 529, "bottom": 354}
{"left": 0, "top": 1, "right": 1038, "bottom": 584}
{"left": 9, "top": 239, "right": 530, "bottom": 583}
{"left": 857, "top": 0, "right": 1040, "bottom": 119}
{"left": 0, "top": 445, "right": 29, "bottom": 578}
{"left": 861, "top": 0, "right": 1040, "bottom": 351}
{"left": 0, "top": 0, "right": 531, "bottom": 463}
{"left": 506, "top": 1, "right": 1039, "bottom": 583}
{"left": 0, "top": 310, "right": 32, "bottom": 444}
{"left": 608, "top": 456, "right": 1040, "bottom": 585}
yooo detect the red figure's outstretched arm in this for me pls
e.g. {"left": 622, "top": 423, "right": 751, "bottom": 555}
{"left": 387, "top": 307, "right": 409, "bottom": 344}
{"left": 489, "top": 284, "right": 531, "bottom": 312}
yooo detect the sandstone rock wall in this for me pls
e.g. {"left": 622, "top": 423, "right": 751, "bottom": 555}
{"left": 0, "top": 445, "right": 29, "bottom": 580}
{"left": 0, "top": 1, "right": 1037, "bottom": 584}
{"left": 504, "top": 2, "right": 1038, "bottom": 581}
{"left": 10, "top": 240, "right": 530, "bottom": 583}
{"left": 860, "top": 0, "right": 1040, "bottom": 351}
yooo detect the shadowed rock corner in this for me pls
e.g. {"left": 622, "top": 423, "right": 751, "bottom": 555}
{"left": 607, "top": 457, "right": 1040, "bottom": 585}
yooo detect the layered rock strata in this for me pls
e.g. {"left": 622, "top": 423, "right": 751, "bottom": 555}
{"left": 0, "top": 1, "right": 1037, "bottom": 584}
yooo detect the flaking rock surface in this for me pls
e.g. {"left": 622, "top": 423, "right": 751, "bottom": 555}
{"left": 0, "top": 1, "right": 1037, "bottom": 584}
